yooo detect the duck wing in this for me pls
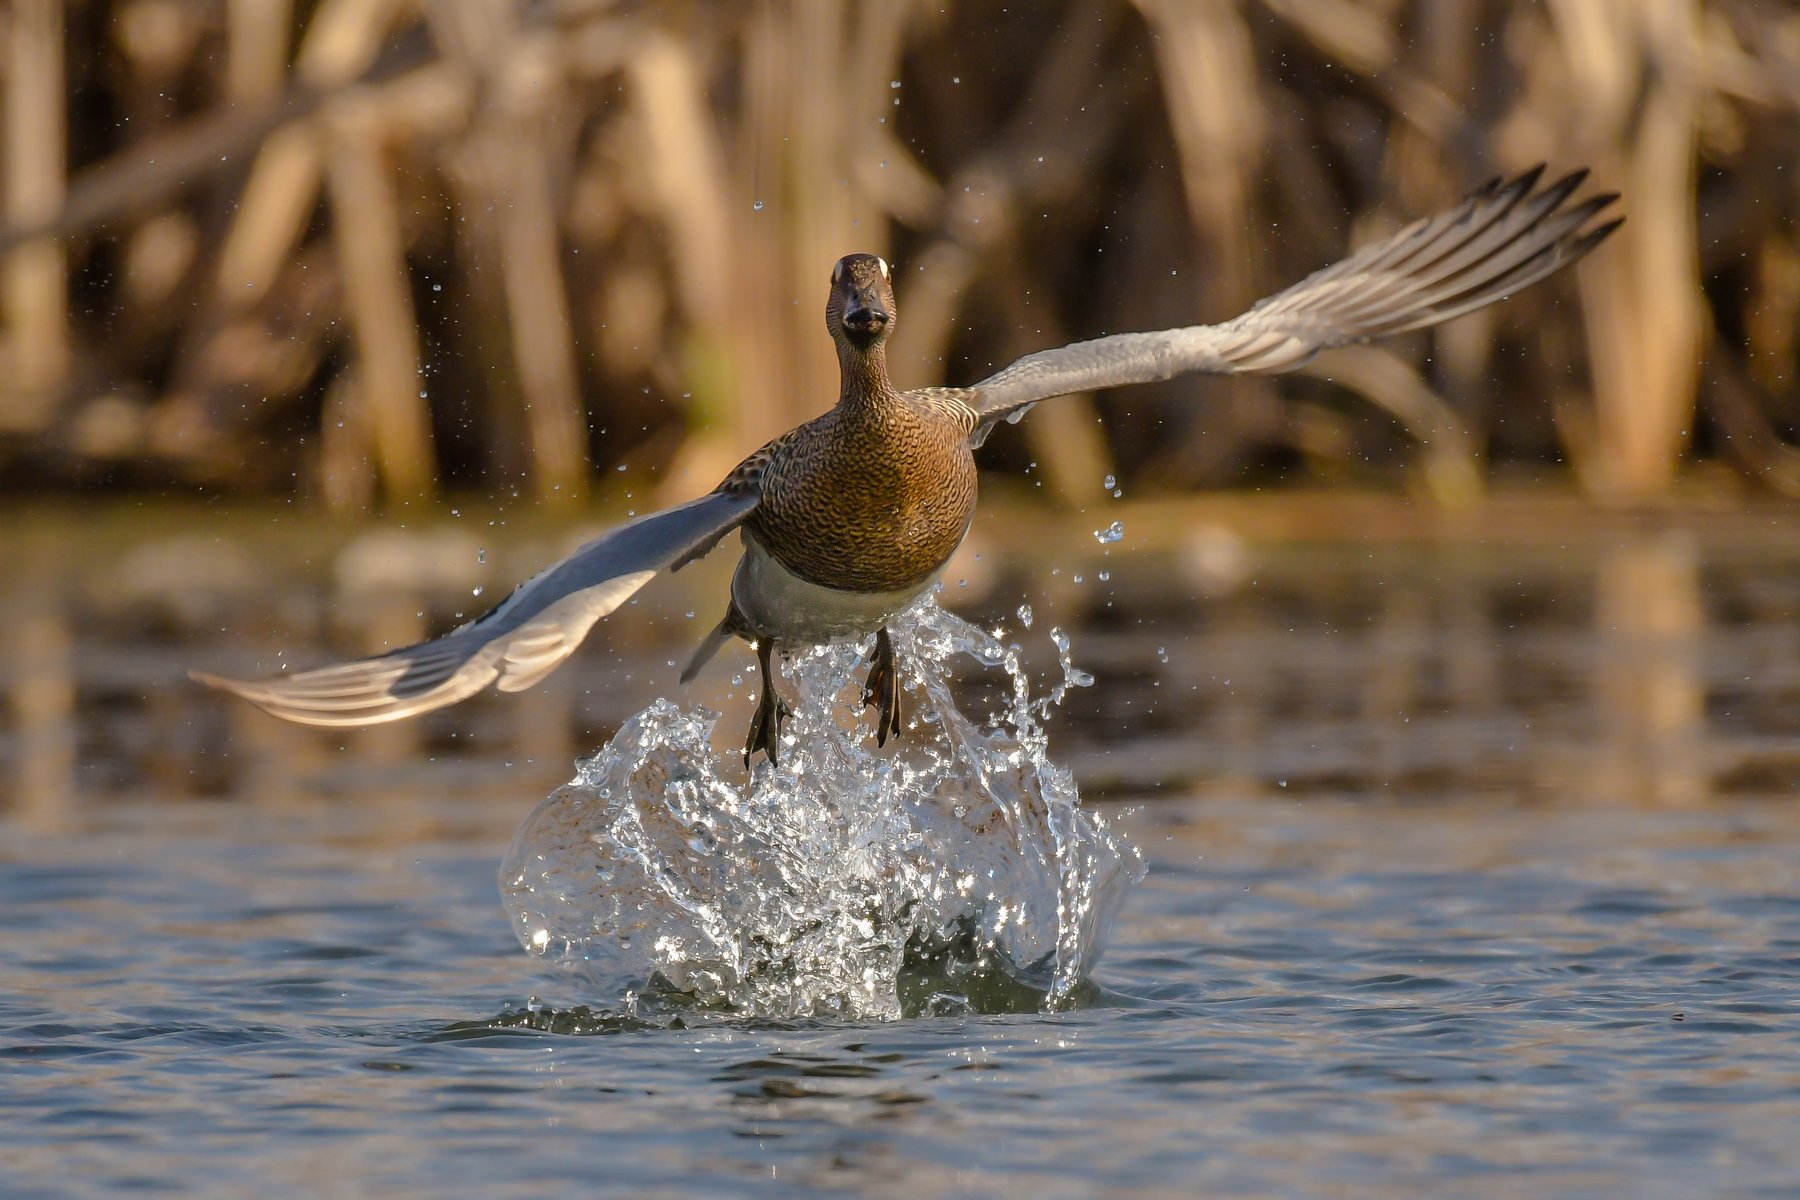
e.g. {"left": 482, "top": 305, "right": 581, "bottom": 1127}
{"left": 969, "top": 166, "right": 1620, "bottom": 438}
{"left": 192, "top": 489, "right": 758, "bottom": 726}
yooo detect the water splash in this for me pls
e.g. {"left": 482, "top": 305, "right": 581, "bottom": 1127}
{"left": 499, "top": 596, "right": 1143, "bottom": 1020}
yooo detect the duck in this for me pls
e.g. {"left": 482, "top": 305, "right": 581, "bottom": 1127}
{"left": 193, "top": 165, "right": 1620, "bottom": 764}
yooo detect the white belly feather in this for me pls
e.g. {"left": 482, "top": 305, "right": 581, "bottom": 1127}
{"left": 731, "top": 534, "right": 937, "bottom": 643}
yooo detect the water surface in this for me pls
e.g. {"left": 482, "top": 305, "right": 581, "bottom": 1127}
{"left": 3, "top": 504, "right": 1799, "bottom": 1197}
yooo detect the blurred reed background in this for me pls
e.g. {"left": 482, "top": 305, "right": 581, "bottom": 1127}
{"left": 1, "top": 0, "right": 1798, "bottom": 509}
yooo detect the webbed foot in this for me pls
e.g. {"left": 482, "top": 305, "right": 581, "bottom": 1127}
{"left": 861, "top": 626, "right": 903, "bottom": 747}
{"left": 744, "top": 637, "right": 787, "bottom": 766}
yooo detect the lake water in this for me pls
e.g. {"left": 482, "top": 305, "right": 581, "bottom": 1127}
{"left": 3, "top": 501, "right": 1798, "bottom": 1198}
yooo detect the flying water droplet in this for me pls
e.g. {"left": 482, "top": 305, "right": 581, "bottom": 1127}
{"left": 500, "top": 598, "right": 1140, "bottom": 1018}
{"left": 1094, "top": 521, "right": 1125, "bottom": 545}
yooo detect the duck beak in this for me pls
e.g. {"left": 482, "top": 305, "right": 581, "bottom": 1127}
{"left": 842, "top": 291, "right": 890, "bottom": 340}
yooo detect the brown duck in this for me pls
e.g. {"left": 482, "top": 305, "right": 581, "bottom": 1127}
{"left": 194, "top": 167, "right": 1620, "bottom": 764}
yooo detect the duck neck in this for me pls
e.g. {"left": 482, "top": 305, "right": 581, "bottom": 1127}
{"left": 836, "top": 342, "right": 900, "bottom": 420}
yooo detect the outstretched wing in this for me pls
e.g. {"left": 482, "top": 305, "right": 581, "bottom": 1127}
{"left": 969, "top": 166, "right": 1621, "bottom": 433}
{"left": 191, "top": 489, "right": 758, "bottom": 726}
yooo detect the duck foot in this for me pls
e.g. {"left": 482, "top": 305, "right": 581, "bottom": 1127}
{"left": 744, "top": 637, "right": 789, "bottom": 766}
{"left": 861, "top": 626, "right": 903, "bottom": 746}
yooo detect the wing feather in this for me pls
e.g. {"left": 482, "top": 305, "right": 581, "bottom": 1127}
{"left": 970, "top": 166, "right": 1620, "bottom": 428}
{"left": 192, "top": 491, "right": 756, "bottom": 726}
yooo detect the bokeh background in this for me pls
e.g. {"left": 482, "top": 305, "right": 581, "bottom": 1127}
{"left": 5, "top": 0, "right": 1799, "bottom": 507}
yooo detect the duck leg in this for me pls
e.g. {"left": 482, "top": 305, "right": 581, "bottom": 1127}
{"left": 862, "top": 626, "right": 903, "bottom": 746}
{"left": 744, "top": 636, "right": 788, "bottom": 766}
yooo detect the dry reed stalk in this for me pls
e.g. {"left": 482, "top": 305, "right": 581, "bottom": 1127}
{"left": 621, "top": 29, "right": 745, "bottom": 492}
{"left": 324, "top": 98, "right": 438, "bottom": 505}
{"left": 1545, "top": 0, "right": 1704, "bottom": 497}
{"left": 216, "top": 0, "right": 415, "bottom": 308}
{"left": 428, "top": 0, "right": 589, "bottom": 506}
{"left": 1131, "top": 0, "right": 1287, "bottom": 493}
{"left": 1302, "top": 345, "right": 1482, "bottom": 505}
{"left": 1131, "top": 0, "right": 1262, "bottom": 311}
{"left": 1747, "top": 234, "right": 1799, "bottom": 396}
{"left": 732, "top": 0, "right": 871, "bottom": 449}
{"left": 1259, "top": 0, "right": 1460, "bottom": 146}
{"left": 1, "top": 0, "right": 68, "bottom": 433}
{"left": 212, "top": 125, "right": 324, "bottom": 308}
{"left": 1254, "top": 0, "right": 1499, "bottom": 491}
{"left": 319, "top": 371, "right": 377, "bottom": 512}
{"left": 783, "top": 1, "right": 859, "bottom": 426}
{"left": 6, "top": 0, "right": 1793, "bottom": 503}
{"left": 736, "top": 2, "right": 794, "bottom": 449}
{"left": 493, "top": 122, "right": 591, "bottom": 506}
{"left": 888, "top": 0, "right": 1126, "bottom": 502}
{"left": 226, "top": 0, "right": 293, "bottom": 103}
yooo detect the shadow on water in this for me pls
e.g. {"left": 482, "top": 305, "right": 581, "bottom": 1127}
{"left": 435, "top": 925, "right": 1113, "bottom": 1037}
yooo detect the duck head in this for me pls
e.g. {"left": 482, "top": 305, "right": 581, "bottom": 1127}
{"left": 826, "top": 253, "right": 895, "bottom": 352}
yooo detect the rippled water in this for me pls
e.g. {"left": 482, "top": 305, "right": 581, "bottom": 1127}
{"left": 4, "top": 509, "right": 1800, "bottom": 1197}
{"left": 6, "top": 794, "right": 1797, "bottom": 1198}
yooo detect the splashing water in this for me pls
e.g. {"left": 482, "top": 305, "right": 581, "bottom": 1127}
{"left": 499, "top": 596, "right": 1144, "bottom": 1020}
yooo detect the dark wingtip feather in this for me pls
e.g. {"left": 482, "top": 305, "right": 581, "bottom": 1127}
{"left": 1507, "top": 163, "right": 1548, "bottom": 199}
{"left": 1570, "top": 216, "right": 1626, "bottom": 259}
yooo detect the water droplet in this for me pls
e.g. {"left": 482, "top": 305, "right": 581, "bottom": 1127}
{"left": 1102, "top": 474, "right": 1116, "bottom": 490}
{"left": 890, "top": 80, "right": 902, "bottom": 89}
{"left": 1094, "top": 521, "right": 1125, "bottom": 545}
{"left": 1016, "top": 603, "right": 1033, "bottom": 628}
{"left": 496, "top": 597, "right": 1139, "bottom": 1018}
{"left": 472, "top": 586, "right": 485, "bottom": 598}
{"left": 752, "top": 199, "right": 765, "bottom": 212}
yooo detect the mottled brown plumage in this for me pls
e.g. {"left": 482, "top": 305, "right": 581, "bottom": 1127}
{"left": 737, "top": 257, "right": 977, "bottom": 591}
{"left": 193, "top": 168, "right": 1621, "bottom": 769}
{"left": 750, "top": 392, "right": 977, "bottom": 592}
